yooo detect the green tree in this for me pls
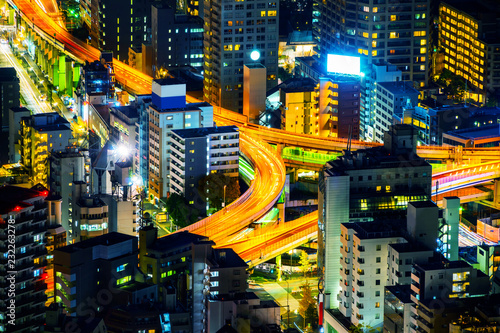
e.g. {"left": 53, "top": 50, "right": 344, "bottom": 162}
{"left": 298, "top": 281, "right": 317, "bottom": 329}
{"left": 299, "top": 250, "right": 311, "bottom": 277}
{"left": 164, "top": 193, "right": 199, "bottom": 227}
{"left": 198, "top": 173, "right": 240, "bottom": 211}
{"left": 348, "top": 324, "right": 378, "bottom": 333}
{"left": 435, "top": 69, "right": 465, "bottom": 101}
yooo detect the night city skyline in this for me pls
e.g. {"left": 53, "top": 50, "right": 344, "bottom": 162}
{"left": 0, "top": 0, "right": 500, "bottom": 332}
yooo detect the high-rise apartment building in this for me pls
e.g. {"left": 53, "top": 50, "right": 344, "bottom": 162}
{"left": 169, "top": 126, "right": 239, "bottom": 209}
{"left": 0, "top": 185, "right": 49, "bottom": 332}
{"left": 19, "top": 113, "right": 73, "bottom": 187}
{"left": 49, "top": 148, "right": 90, "bottom": 244}
{"left": 319, "top": 76, "right": 361, "bottom": 139}
{"left": 314, "top": 0, "right": 430, "bottom": 87}
{"left": 90, "top": 0, "right": 151, "bottom": 61}
{"left": 0, "top": 67, "right": 20, "bottom": 164}
{"left": 373, "top": 81, "right": 419, "bottom": 143}
{"left": 318, "top": 125, "right": 431, "bottom": 315}
{"left": 54, "top": 232, "right": 138, "bottom": 315}
{"left": 360, "top": 61, "right": 402, "bottom": 141}
{"left": 148, "top": 79, "right": 213, "bottom": 201}
{"left": 151, "top": 4, "right": 204, "bottom": 74}
{"left": 277, "top": 78, "right": 320, "bottom": 135}
{"left": 438, "top": 0, "right": 500, "bottom": 104}
{"left": 8, "top": 106, "right": 30, "bottom": 163}
{"left": 203, "top": 0, "right": 279, "bottom": 113}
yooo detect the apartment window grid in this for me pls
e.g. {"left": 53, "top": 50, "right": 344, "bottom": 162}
{"left": 439, "top": 4, "right": 486, "bottom": 92}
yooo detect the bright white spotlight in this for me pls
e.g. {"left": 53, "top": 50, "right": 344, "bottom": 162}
{"left": 250, "top": 50, "right": 260, "bottom": 61}
{"left": 115, "top": 144, "right": 131, "bottom": 159}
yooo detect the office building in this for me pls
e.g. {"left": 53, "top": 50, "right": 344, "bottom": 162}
{"left": 0, "top": 185, "right": 49, "bottom": 332}
{"left": 338, "top": 220, "right": 406, "bottom": 328}
{"left": 170, "top": 126, "right": 239, "bottom": 208}
{"left": 148, "top": 79, "right": 213, "bottom": 201}
{"left": 110, "top": 105, "right": 139, "bottom": 152}
{"left": 139, "top": 227, "right": 249, "bottom": 333}
{"left": 318, "top": 124, "right": 431, "bottom": 317}
{"left": 54, "top": 232, "right": 138, "bottom": 315}
{"left": 438, "top": 0, "right": 500, "bottom": 104}
{"left": 45, "top": 222, "right": 67, "bottom": 306}
{"left": 203, "top": 0, "right": 279, "bottom": 113}
{"left": 49, "top": 148, "right": 90, "bottom": 243}
{"left": 80, "top": 57, "right": 115, "bottom": 100}
{"left": 243, "top": 63, "right": 267, "bottom": 123}
{"left": 383, "top": 285, "right": 413, "bottom": 333}
{"left": 71, "top": 194, "right": 109, "bottom": 243}
{"left": 151, "top": 4, "right": 204, "bottom": 75}
{"left": 133, "top": 95, "right": 152, "bottom": 187}
{"left": 360, "top": 61, "right": 402, "bottom": 141}
{"left": 8, "top": 106, "right": 30, "bottom": 163}
{"left": 90, "top": 0, "right": 151, "bottom": 61}
{"left": 373, "top": 81, "right": 419, "bottom": 143}
{"left": 318, "top": 76, "right": 361, "bottom": 139}
{"left": 410, "top": 261, "right": 489, "bottom": 332}
{"left": 476, "top": 244, "right": 500, "bottom": 280}
{"left": 443, "top": 123, "right": 500, "bottom": 148}
{"left": 19, "top": 113, "right": 72, "bottom": 187}
{"left": 0, "top": 67, "right": 20, "bottom": 164}
{"left": 314, "top": 0, "right": 430, "bottom": 87}
{"left": 272, "top": 78, "right": 320, "bottom": 135}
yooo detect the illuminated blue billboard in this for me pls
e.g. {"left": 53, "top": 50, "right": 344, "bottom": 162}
{"left": 327, "top": 54, "right": 361, "bottom": 76}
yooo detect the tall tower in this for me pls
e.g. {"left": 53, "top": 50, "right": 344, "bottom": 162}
{"left": 314, "top": 0, "right": 430, "bottom": 87}
{"left": 203, "top": 0, "right": 279, "bottom": 113}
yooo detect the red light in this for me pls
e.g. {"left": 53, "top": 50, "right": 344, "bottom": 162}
{"left": 42, "top": 273, "right": 49, "bottom": 280}
{"left": 42, "top": 191, "right": 48, "bottom": 196}
{"left": 14, "top": 206, "right": 21, "bottom": 211}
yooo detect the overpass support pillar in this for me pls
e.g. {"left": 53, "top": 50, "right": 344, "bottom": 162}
{"left": 276, "top": 144, "right": 284, "bottom": 156}
{"left": 277, "top": 201, "right": 285, "bottom": 225}
{"left": 494, "top": 179, "right": 500, "bottom": 207}
{"left": 276, "top": 255, "right": 282, "bottom": 281}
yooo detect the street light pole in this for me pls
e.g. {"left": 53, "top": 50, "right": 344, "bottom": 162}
{"left": 223, "top": 184, "right": 227, "bottom": 208}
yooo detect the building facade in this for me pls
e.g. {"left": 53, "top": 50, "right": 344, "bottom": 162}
{"left": 203, "top": 0, "right": 279, "bottom": 113}
{"left": 319, "top": 76, "right": 361, "bottom": 139}
{"left": 373, "top": 81, "right": 419, "bottom": 143}
{"left": 148, "top": 79, "right": 213, "bottom": 200}
{"left": 0, "top": 186, "right": 49, "bottom": 332}
{"left": 20, "top": 113, "right": 72, "bottom": 187}
{"left": 318, "top": 125, "right": 432, "bottom": 316}
{"left": 314, "top": 0, "right": 430, "bottom": 87}
{"left": 151, "top": 4, "right": 204, "bottom": 75}
{"left": 0, "top": 67, "right": 20, "bottom": 164}
{"left": 169, "top": 126, "right": 239, "bottom": 207}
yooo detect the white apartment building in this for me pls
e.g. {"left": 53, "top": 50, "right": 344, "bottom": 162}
{"left": 148, "top": 79, "right": 213, "bottom": 201}
{"left": 338, "top": 221, "right": 407, "bottom": 329}
{"left": 169, "top": 126, "right": 239, "bottom": 208}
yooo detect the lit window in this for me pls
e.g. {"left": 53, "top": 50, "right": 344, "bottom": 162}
{"left": 390, "top": 15, "right": 397, "bottom": 21}
{"left": 389, "top": 32, "right": 398, "bottom": 38}
{"left": 117, "top": 264, "right": 126, "bottom": 272}
{"left": 376, "top": 186, "right": 381, "bottom": 192}
{"left": 375, "top": 302, "right": 380, "bottom": 308}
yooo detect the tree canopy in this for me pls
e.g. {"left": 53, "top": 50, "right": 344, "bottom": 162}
{"left": 299, "top": 281, "right": 318, "bottom": 329}
{"left": 198, "top": 173, "right": 240, "bottom": 211}
{"left": 163, "top": 193, "right": 199, "bottom": 228}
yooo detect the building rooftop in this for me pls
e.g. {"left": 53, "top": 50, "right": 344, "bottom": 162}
{"left": 268, "top": 77, "right": 317, "bottom": 95}
{"left": 446, "top": 124, "right": 500, "bottom": 140}
{"left": 150, "top": 101, "right": 212, "bottom": 112}
{"left": 0, "top": 185, "right": 48, "bottom": 214}
{"left": 323, "top": 146, "right": 429, "bottom": 176}
{"left": 287, "top": 30, "right": 315, "bottom": 45}
{"left": 153, "top": 78, "right": 184, "bottom": 86}
{"left": 149, "top": 230, "right": 214, "bottom": 252}
{"left": 77, "top": 195, "right": 107, "bottom": 208}
{"left": 111, "top": 105, "right": 139, "bottom": 120}
{"left": 56, "top": 232, "right": 136, "bottom": 253}
{"left": 415, "top": 260, "right": 471, "bottom": 271}
{"left": 386, "top": 284, "right": 413, "bottom": 304}
{"left": 409, "top": 201, "right": 438, "bottom": 209}
{"left": 0, "top": 67, "right": 18, "bottom": 80}
{"left": 389, "top": 242, "right": 433, "bottom": 253}
{"left": 171, "top": 125, "right": 238, "bottom": 139}
{"left": 342, "top": 219, "right": 405, "bottom": 240}
{"left": 377, "top": 81, "right": 420, "bottom": 96}
{"left": 27, "top": 113, "right": 71, "bottom": 133}
{"left": 213, "top": 248, "right": 248, "bottom": 269}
